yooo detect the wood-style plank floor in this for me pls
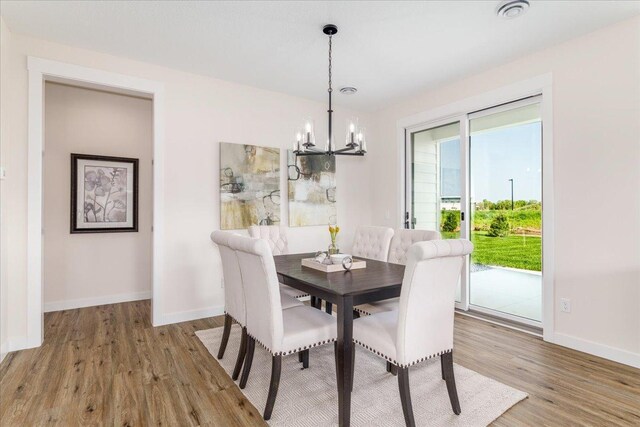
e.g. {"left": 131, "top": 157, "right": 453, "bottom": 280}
{"left": 1, "top": 300, "right": 638, "bottom": 426}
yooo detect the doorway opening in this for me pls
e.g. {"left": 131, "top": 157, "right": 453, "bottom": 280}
{"left": 43, "top": 82, "right": 153, "bottom": 317}
{"left": 26, "top": 57, "right": 165, "bottom": 349}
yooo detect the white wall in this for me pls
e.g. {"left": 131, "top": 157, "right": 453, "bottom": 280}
{"left": 371, "top": 17, "right": 640, "bottom": 364}
{"left": 43, "top": 82, "right": 153, "bottom": 312}
{"left": 0, "top": 25, "right": 373, "bottom": 346}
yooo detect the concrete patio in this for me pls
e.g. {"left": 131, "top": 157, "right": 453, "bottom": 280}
{"left": 468, "top": 266, "right": 542, "bottom": 322}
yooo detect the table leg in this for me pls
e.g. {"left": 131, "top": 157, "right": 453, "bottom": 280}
{"left": 336, "top": 295, "right": 354, "bottom": 427}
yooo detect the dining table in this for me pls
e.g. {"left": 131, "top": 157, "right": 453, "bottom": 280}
{"left": 274, "top": 253, "right": 406, "bottom": 427}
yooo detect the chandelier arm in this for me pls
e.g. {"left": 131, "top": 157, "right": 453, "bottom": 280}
{"left": 334, "top": 152, "right": 365, "bottom": 156}
{"left": 294, "top": 151, "right": 328, "bottom": 156}
{"left": 333, "top": 146, "right": 357, "bottom": 154}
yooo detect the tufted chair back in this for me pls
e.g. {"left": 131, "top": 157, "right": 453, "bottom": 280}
{"left": 396, "top": 239, "right": 473, "bottom": 367}
{"left": 211, "top": 231, "right": 246, "bottom": 325}
{"left": 230, "top": 234, "right": 285, "bottom": 354}
{"left": 387, "top": 229, "right": 441, "bottom": 265}
{"left": 248, "top": 225, "right": 289, "bottom": 255}
{"left": 351, "top": 226, "right": 394, "bottom": 261}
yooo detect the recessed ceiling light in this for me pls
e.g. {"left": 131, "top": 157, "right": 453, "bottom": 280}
{"left": 339, "top": 86, "right": 358, "bottom": 95}
{"left": 497, "top": 0, "right": 530, "bottom": 19}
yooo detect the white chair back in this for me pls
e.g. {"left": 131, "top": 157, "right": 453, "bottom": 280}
{"left": 231, "top": 234, "right": 285, "bottom": 354}
{"left": 211, "top": 231, "right": 246, "bottom": 325}
{"left": 248, "top": 225, "right": 288, "bottom": 255}
{"left": 387, "top": 229, "right": 441, "bottom": 265}
{"left": 396, "top": 239, "right": 473, "bottom": 366}
{"left": 351, "top": 226, "right": 394, "bottom": 261}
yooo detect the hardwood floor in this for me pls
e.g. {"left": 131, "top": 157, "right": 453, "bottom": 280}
{"left": 0, "top": 300, "right": 638, "bottom": 426}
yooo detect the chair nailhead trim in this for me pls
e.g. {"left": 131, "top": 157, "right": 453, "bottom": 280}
{"left": 354, "top": 306, "right": 373, "bottom": 316}
{"left": 223, "top": 311, "right": 245, "bottom": 327}
{"left": 352, "top": 339, "right": 452, "bottom": 368}
{"left": 246, "top": 332, "right": 336, "bottom": 357}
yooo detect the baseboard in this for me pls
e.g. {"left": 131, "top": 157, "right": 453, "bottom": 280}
{"left": 44, "top": 290, "right": 152, "bottom": 313}
{"left": 0, "top": 340, "right": 7, "bottom": 364}
{"left": 548, "top": 332, "right": 640, "bottom": 369}
{"left": 6, "top": 336, "right": 33, "bottom": 353}
{"left": 154, "top": 305, "right": 225, "bottom": 327}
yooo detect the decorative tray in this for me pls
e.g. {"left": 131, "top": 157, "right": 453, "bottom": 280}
{"left": 301, "top": 258, "right": 366, "bottom": 273}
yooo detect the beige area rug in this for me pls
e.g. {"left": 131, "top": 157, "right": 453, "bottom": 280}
{"left": 196, "top": 325, "right": 527, "bottom": 426}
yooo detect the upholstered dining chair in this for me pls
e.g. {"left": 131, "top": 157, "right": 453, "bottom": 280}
{"left": 211, "top": 231, "right": 248, "bottom": 381}
{"left": 248, "top": 225, "right": 309, "bottom": 300}
{"left": 211, "top": 231, "right": 304, "bottom": 380}
{"left": 352, "top": 239, "right": 473, "bottom": 426}
{"left": 351, "top": 225, "right": 394, "bottom": 261}
{"left": 355, "top": 229, "right": 442, "bottom": 317}
{"left": 231, "top": 235, "right": 337, "bottom": 421}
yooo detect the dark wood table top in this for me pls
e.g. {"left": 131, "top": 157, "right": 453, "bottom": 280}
{"left": 274, "top": 253, "right": 405, "bottom": 305}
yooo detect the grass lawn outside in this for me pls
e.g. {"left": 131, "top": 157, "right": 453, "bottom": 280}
{"left": 442, "top": 231, "right": 541, "bottom": 271}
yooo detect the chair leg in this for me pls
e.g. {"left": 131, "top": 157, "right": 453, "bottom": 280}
{"left": 232, "top": 327, "right": 247, "bottom": 380}
{"left": 315, "top": 298, "right": 323, "bottom": 309}
{"left": 217, "top": 314, "right": 232, "bottom": 359}
{"left": 440, "top": 354, "right": 445, "bottom": 380}
{"left": 301, "top": 349, "right": 309, "bottom": 369}
{"left": 386, "top": 361, "right": 398, "bottom": 376}
{"left": 298, "top": 351, "right": 303, "bottom": 363}
{"left": 263, "top": 355, "right": 282, "bottom": 420}
{"left": 353, "top": 310, "right": 360, "bottom": 319}
{"left": 442, "top": 351, "right": 461, "bottom": 415}
{"left": 397, "top": 366, "right": 416, "bottom": 427}
{"left": 325, "top": 302, "right": 333, "bottom": 314}
{"left": 310, "top": 296, "right": 317, "bottom": 308}
{"left": 334, "top": 342, "right": 338, "bottom": 380}
{"left": 351, "top": 344, "right": 355, "bottom": 391}
{"left": 239, "top": 336, "right": 255, "bottom": 389}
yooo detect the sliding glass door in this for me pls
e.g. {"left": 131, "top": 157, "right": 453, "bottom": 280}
{"left": 405, "top": 119, "right": 468, "bottom": 304}
{"left": 468, "top": 98, "right": 542, "bottom": 323}
{"left": 405, "top": 96, "right": 543, "bottom": 325}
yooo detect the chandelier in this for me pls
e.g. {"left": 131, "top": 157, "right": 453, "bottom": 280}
{"left": 293, "top": 24, "right": 367, "bottom": 157}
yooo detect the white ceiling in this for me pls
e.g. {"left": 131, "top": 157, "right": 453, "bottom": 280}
{"left": 1, "top": 1, "right": 639, "bottom": 111}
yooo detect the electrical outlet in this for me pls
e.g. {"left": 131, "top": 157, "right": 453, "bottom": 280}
{"left": 560, "top": 298, "right": 571, "bottom": 313}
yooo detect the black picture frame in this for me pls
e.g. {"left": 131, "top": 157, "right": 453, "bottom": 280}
{"left": 70, "top": 153, "right": 139, "bottom": 234}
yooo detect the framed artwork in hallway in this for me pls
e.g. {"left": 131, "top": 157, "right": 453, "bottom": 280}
{"left": 70, "top": 153, "right": 139, "bottom": 233}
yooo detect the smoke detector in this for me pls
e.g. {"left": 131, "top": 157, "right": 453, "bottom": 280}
{"left": 339, "top": 86, "right": 358, "bottom": 95}
{"left": 497, "top": 0, "right": 530, "bottom": 19}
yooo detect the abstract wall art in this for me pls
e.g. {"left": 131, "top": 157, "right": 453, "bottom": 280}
{"left": 220, "top": 142, "right": 281, "bottom": 230}
{"left": 71, "top": 153, "right": 138, "bottom": 233}
{"left": 287, "top": 151, "right": 336, "bottom": 227}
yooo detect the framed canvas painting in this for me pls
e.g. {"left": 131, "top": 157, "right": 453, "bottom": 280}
{"left": 220, "top": 142, "right": 280, "bottom": 229}
{"left": 71, "top": 153, "right": 138, "bottom": 233}
{"left": 287, "top": 151, "right": 337, "bottom": 226}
